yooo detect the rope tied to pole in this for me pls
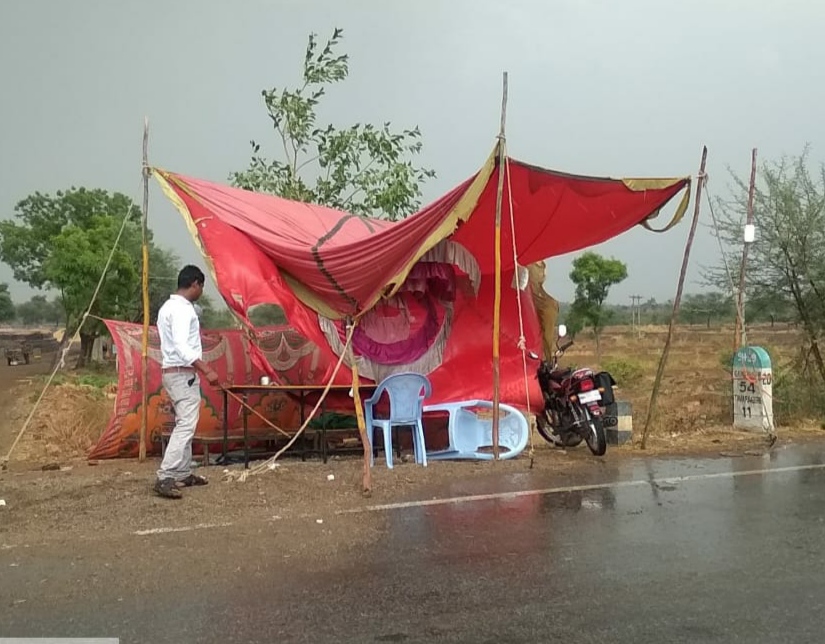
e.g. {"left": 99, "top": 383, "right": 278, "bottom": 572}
{"left": 502, "top": 144, "right": 535, "bottom": 463}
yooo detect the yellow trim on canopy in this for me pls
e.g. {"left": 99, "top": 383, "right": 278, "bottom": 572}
{"left": 621, "top": 177, "right": 686, "bottom": 191}
{"left": 640, "top": 179, "right": 692, "bottom": 233}
{"left": 621, "top": 177, "right": 693, "bottom": 234}
{"left": 153, "top": 170, "right": 222, "bottom": 288}
{"left": 282, "top": 272, "right": 345, "bottom": 320}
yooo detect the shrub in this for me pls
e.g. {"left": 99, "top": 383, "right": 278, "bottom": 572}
{"left": 719, "top": 349, "right": 735, "bottom": 370}
{"left": 601, "top": 357, "right": 644, "bottom": 387}
{"left": 772, "top": 366, "right": 825, "bottom": 425}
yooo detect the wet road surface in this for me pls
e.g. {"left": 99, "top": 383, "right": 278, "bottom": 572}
{"left": 3, "top": 444, "right": 825, "bottom": 643}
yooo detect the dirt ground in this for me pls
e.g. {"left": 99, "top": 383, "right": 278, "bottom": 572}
{"left": 0, "top": 357, "right": 55, "bottom": 456}
{"left": 2, "top": 324, "right": 825, "bottom": 550}
{"left": 5, "top": 429, "right": 819, "bottom": 549}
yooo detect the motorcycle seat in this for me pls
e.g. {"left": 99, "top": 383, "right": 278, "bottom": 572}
{"left": 548, "top": 369, "right": 572, "bottom": 382}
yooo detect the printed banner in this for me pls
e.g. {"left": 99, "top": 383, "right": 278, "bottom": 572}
{"left": 89, "top": 321, "right": 341, "bottom": 460}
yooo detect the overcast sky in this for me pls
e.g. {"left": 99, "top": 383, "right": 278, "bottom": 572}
{"left": 1, "top": 0, "right": 822, "bottom": 305}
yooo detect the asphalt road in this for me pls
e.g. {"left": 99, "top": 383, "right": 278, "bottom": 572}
{"left": 3, "top": 443, "right": 825, "bottom": 643}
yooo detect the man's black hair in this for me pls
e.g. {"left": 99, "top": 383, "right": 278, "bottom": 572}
{"left": 177, "top": 265, "right": 206, "bottom": 290}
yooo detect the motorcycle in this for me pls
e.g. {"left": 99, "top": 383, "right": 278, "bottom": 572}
{"left": 528, "top": 325, "right": 616, "bottom": 456}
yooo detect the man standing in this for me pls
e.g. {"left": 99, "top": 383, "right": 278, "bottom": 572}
{"left": 153, "top": 265, "right": 220, "bottom": 499}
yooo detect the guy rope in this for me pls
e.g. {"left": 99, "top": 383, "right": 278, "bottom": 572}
{"left": 223, "top": 320, "right": 356, "bottom": 482}
{"left": 503, "top": 144, "right": 535, "bottom": 466}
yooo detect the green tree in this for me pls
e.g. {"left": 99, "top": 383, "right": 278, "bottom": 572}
{"left": 196, "top": 299, "right": 285, "bottom": 329}
{"left": 568, "top": 252, "right": 628, "bottom": 361}
{"left": 681, "top": 292, "right": 735, "bottom": 328}
{"left": 0, "top": 283, "right": 14, "bottom": 323}
{"left": 230, "top": 28, "right": 435, "bottom": 221}
{"left": 705, "top": 147, "right": 825, "bottom": 383}
{"left": 15, "top": 294, "right": 64, "bottom": 326}
{"left": 0, "top": 188, "right": 176, "bottom": 366}
{"left": 745, "top": 287, "right": 795, "bottom": 327}
{"left": 249, "top": 304, "right": 287, "bottom": 327}
{"left": 198, "top": 294, "right": 239, "bottom": 330}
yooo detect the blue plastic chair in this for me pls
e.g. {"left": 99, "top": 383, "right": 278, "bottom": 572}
{"left": 363, "top": 372, "right": 432, "bottom": 469}
{"left": 422, "top": 400, "right": 530, "bottom": 461}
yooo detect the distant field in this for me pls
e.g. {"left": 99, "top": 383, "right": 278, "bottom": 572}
{"left": 562, "top": 323, "right": 808, "bottom": 437}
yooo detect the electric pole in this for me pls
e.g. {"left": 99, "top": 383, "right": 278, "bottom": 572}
{"left": 630, "top": 295, "right": 643, "bottom": 330}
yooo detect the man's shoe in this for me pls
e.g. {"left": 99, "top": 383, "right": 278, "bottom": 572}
{"left": 153, "top": 477, "right": 183, "bottom": 499}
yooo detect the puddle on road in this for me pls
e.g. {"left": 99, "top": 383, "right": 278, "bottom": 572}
{"left": 373, "top": 444, "right": 825, "bottom": 561}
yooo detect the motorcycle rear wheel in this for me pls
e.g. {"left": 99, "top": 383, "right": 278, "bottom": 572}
{"left": 584, "top": 414, "right": 607, "bottom": 456}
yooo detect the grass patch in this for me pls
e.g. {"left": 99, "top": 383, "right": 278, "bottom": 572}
{"left": 46, "top": 369, "right": 117, "bottom": 392}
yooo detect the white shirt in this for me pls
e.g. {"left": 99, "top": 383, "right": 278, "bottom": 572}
{"left": 157, "top": 294, "right": 202, "bottom": 368}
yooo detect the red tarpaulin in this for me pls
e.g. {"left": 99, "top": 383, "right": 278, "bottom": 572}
{"left": 89, "top": 322, "right": 315, "bottom": 460}
{"left": 154, "top": 147, "right": 690, "bottom": 410}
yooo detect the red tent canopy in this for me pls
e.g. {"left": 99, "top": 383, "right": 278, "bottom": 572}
{"left": 156, "top": 149, "right": 689, "bottom": 318}
{"left": 153, "top": 147, "right": 690, "bottom": 405}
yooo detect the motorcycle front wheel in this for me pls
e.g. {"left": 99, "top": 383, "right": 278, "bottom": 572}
{"left": 536, "top": 411, "right": 583, "bottom": 447}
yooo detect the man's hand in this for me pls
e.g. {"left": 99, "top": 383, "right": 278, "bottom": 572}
{"left": 204, "top": 368, "right": 220, "bottom": 387}
{"left": 193, "top": 359, "right": 221, "bottom": 387}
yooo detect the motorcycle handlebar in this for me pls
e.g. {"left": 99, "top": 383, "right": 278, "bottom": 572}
{"left": 530, "top": 339, "right": 574, "bottom": 362}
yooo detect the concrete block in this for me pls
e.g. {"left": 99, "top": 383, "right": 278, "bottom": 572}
{"left": 604, "top": 400, "right": 632, "bottom": 445}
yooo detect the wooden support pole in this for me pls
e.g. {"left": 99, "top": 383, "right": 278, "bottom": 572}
{"left": 640, "top": 146, "right": 708, "bottom": 450}
{"left": 491, "top": 71, "right": 509, "bottom": 461}
{"left": 139, "top": 118, "right": 150, "bottom": 462}
{"left": 734, "top": 148, "right": 758, "bottom": 350}
{"left": 347, "top": 319, "right": 371, "bottom": 495}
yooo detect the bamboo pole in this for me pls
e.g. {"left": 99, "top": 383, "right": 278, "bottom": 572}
{"left": 640, "top": 146, "right": 708, "bottom": 450}
{"left": 139, "top": 118, "right": 150, "bottom": 462}
{"left": 346, "top": 319, "right": 372, "bottom": 495}
{"left": 491, "top": 71, "right": 509, "bottom": 461}
{"left": 734, "top": 148, "right": 758, "bottom": 350}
